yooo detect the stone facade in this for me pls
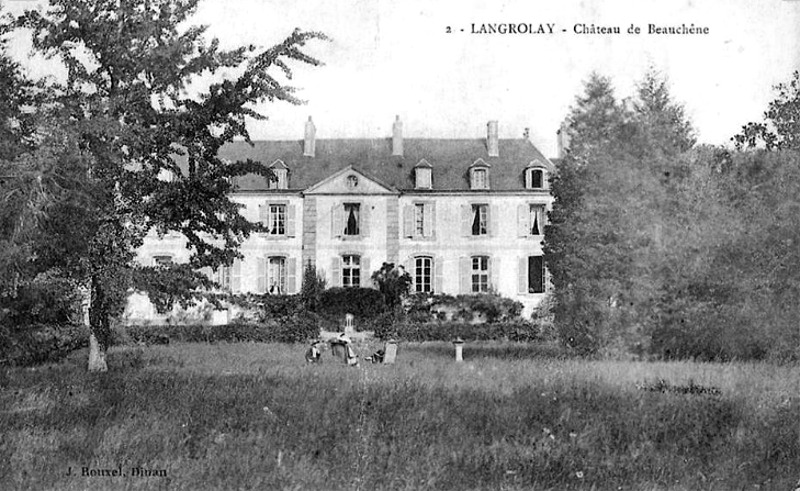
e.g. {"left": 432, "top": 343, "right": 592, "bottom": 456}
{"left": 125, "top": 118, "right": 554, "bottom": 323}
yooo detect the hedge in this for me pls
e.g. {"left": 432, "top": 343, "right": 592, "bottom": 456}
{"left": 373, "top": 320, "right": 540, "bottom": 342}
{"left": 115, "top": 312, "right": 320, "bottom": 345}
{"left": 0, "top": 323, "right": 88, "bottom": 367}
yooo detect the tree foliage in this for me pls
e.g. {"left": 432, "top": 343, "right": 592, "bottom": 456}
{"left": 733, "top": 70, "right": 800, "bottom": 151}
{"left": 371, "top": 262, "right": 411, "bottom": 311}
{"left": 9, "top": 0, "right": 325, "bottom": 366}
{"left": 549, "top": 69, "right": 800, "bottom": 360}
{"left": 545, "top": 71, "right": 698, "bottom": 355}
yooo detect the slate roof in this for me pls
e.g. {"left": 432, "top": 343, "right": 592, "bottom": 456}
{"left": 215, "top": 138, "right": 553, "bottom": 192}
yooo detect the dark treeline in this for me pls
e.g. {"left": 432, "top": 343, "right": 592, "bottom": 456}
{"left": 545, "top": 70, "right": 800, "bottom": 361}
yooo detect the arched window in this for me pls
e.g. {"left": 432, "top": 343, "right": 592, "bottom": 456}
{"left": 414, "top": 256, "right": 433, "bottom": 293}
{"left": 267, "top": 256, "right": 287, "bottom": 294}
{"left": 525, "top": 166, "right": 546, "bottom": 189}
{"left": 470, "top": 159, "right": 491, "bottom": 190}
{"left": 471, "top": 255, "right": 490, "bottom": 293}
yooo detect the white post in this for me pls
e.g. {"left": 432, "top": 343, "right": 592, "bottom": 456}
{"left": 453, "top": 338, "right": 464, "bottom": 362}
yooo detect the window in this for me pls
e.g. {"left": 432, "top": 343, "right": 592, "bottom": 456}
{"left": 404, "top": 202, "right": 434, "bottom": 239}
{"left": 528, "top": 256, "right": 545, "bottom": 293}
{"left": 269, "top": 169, "right": 288, "bottom": 190}
{"left": 471, "top": 168, "right": 488, "bottom": 190}
{"left": 471, "top": 204, "right": 488, "bottom": 236}
{"left": 267, "top": 256, "right": 286, "bottom": 294}
{"left": 414, "top": 256, "right": 433, "bottom": 293}
{"left": 346, "top": 175, "right": 359, "bottom": 189}
{"left": 342, "top": 255, "right": 361, "bottom": 287}
{"left": 218, "top": 266, "right": 231, "bottom": 291}
{"left": 525, "top": 168, "right": 545, "bottom": 189}
{"left": 260, "top": 202, "right": 295, "bottom": 237}
{"left": 471, "top": 256, "right": 490, "bottom": 293}
{"left": 529, "top": 205, "right": 544, "bottom": 236}
{"left": 415, "top": 166, "right": 432, "bottom": 189}
{"left": 343, "top": 203, "right": 360, "bottom": 236}
{"left": 267, "top": 204, "right": 286, "bottom": 235}
{"left": 153, "top": 255, "right": 173, "bottom": 267}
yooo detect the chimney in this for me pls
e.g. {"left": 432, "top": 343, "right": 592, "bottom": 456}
{"left": 487, "top": 120, "right": 499, "bottom": 157}
{"left": 303, "top": 116, "right": 316, "bottom": 157}
{"left": 557, "top": 121, "right": 570, "bottom": 158}
{"left": 392, "top": 115, "right": 403, "bottom": 157}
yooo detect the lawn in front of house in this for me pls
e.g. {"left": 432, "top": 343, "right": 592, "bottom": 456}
{"left": 1, "top": 341, "right": 798, "bottom": 490}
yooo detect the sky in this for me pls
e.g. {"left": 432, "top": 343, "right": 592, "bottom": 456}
{"left": 5, "top": 0, "right": 800, "bottom": 157}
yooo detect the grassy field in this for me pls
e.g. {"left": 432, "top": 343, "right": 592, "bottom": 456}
{"left": 1, "top": 340, "right": 799, "bottom": 490}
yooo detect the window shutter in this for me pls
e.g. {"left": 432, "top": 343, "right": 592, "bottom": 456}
{"left": 487, "top": 204, "right": 495, "bottom": 237}
{"left": 434, "top": 257, "right": 444, "bottom": 293}
{"left": 361, "top": 204, "right": 370, "bottom": 237}
{"left": 518, "top": 204, "right": 529, "bottom": 237}
{"left": 286, "top": 205, "right": 296, "bottom": 237}
{"left": 403, "top": 205, "right": 414, "bottom": 238}
{"left": 259, "top": 203, "right": 269, "bottom": 230}
{"left": 286, "top": 257, "right": 297, "bottom": 293}
{"left": 525, "top": 169, "right": 532, "bottom": 189}
{"left": 459, "top": 257, "right": 470, "bottom": 293}
{"left": 491, "top": 257, "right": 501, "bottom": 292}
{"left": 257, "top": 257, "right": 267, "bottom": 293}
{"left": 330, "top": 257, "right": 341, "bottom": 287}
{"left": 231, "top": 259, "right": 242, "bottom": 293}
{"left": 423, "top": 202, "right": 434, "bottom": 238}
{"left": 518, "top": 257, "right": 528, "bottom": 294}
{"left": 331, "top": 204, "right": 343, "bottom": 238}
{"left": 461, "top": 204, "right": 472, "bottom": 237}
{"left": 360, "top": 257, "right": 371, "bottom": 287}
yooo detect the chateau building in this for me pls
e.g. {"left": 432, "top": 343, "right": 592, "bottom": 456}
{"left": 126, "top": 117, "right": 554, "bottom": 322}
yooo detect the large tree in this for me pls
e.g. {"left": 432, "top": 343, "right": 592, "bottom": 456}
{"left": 15, "top": 0, "right": 325, "bottom": 370}
{"left": 733, "top": 70, "right": 800, "bottom": 151}
{"left": 545, "top": 71, "right": 697, "bottom": 355}
{"left": 0, "top": 8, "right": 44, "bottom": 302}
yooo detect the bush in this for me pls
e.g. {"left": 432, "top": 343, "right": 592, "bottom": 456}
{"left": 318, "top": 287, "right": 387, "bottom": 329}
{"left": 373, "top": 320, "right": 540, "bottom": 342}
{"left": 0, "top": 279, "right": 81, "bottom": 326}
{"left": 406, "top": 293, "right": 523, "bottom": 323}
{"left": 0, "top": 323, "right": 88, "bottom": 366}
{"left": 114, "top": 314, "right": 320, "bottom": 345}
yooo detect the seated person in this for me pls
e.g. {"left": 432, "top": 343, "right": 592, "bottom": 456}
{"left": 305, "top": 340, "right": 322, "bottom": 363}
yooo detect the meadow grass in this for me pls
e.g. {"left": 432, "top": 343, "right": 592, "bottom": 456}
{"left": 1, "top": 340, "right": 798, "bottom": 490}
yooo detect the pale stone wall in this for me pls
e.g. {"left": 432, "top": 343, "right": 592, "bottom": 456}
{"left": 127, "top": 189, "right": 553, "bottom": 321}
{"left": 398, "top": 192, "right": 552, "bottom": 317}
{"left": 313, "top": 195, "right": 392, "bottom": 288}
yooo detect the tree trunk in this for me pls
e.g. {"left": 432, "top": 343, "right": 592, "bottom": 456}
{"left": 85, "top": 278, "right": 108, "bottom": 372}
{"left": 88, "top": 332, "right": 107, "bottom": 372}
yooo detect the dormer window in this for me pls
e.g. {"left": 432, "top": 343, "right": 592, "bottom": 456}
{"left": 414, "top": 159, "right": 433, "bottom": 189}
{"left": 268, "top": 160, "right": 289, "bottom": 190}
{"left": 470, "top": 159, "right": 490, "bottom": 190}
{"left": 525, "top": 164, "right": 546, "bottom": 190}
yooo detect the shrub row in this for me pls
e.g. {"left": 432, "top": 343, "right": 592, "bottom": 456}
{"left": 114, "top": 312, "right": 320, "bottom": 345}
{"left": 373, "top": 319, "right": 540, "bottom": 342}
{"left": 406, "top": 293, "right": 524, "bottom": 323}
{"left": 0, "top": 323, "right": 88, "bottom": 366}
